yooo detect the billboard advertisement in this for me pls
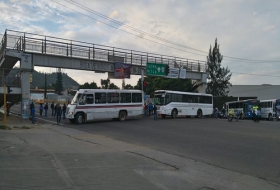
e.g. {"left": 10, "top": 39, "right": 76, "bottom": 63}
{"left": 114, "top": 62, "right": 131, "bottom": 79}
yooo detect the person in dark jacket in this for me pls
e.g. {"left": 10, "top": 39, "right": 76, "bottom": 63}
{"left": 31, "top": 106, "right": 35, "bottom": 124}
{"left": 62, "top": 103, "right": 67, "bottom": 119}
{"left": 54, "top": 104, "right": 57, "bottom": 118}
{"left": 30, "top": 102, "right": 34, "bottom": 115}
{"left": 153, "top": 104, "right": 158, "bottom": 120}
{"left": 6, "top": 102, "right": 11, "bottom": 116}
{"left": 51, "top": 102, "right": 54, "bottom": 116}
{"left": 56, "top": 103, "right": 62, "bottom": 124}
{"left": 44, "top": 103, "right": 49, "bottom": 117}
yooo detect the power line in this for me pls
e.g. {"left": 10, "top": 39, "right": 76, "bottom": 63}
{"left": 51, "top": 0, "right": 208, "bottom": 58}
{"left": 61, "top": 0, "right": 280, "bottom": 63}
{"left": 231, "top": 72, "right": 280, "bottom": 78}
{"left": 65, "top": 0, "right": 207, "bottom": 54}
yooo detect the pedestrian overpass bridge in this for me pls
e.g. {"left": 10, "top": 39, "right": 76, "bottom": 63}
{"left": 0, "top": 29, "right": 208, "bottom": 109}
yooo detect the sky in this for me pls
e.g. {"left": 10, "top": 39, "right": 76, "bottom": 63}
{"left": 0, "top": 0, "right": 280, "bottom": 88}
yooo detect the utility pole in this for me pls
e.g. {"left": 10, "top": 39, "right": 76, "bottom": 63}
{"left": 3, "top": 85, "right": 6, "bottom": 126}
{"left": 141, "top": 69, "right": 144, "bottom": 107}
{"left": 44, "top": 73, "right": 47, "bottom": 99}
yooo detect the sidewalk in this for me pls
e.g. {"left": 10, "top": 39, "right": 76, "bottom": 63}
{"left": 0, "top": 113, "right": 279, "bottom": 190}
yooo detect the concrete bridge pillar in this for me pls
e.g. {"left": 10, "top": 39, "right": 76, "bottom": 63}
{"left": 20, "top": 53, "right": 33, "bottom": 118}
{"left": 197, "top": 73, "right": 208, "bottom": 93}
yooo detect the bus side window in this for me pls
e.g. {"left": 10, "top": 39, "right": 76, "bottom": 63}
{"left": 178, "top": 95, "right": 183, "bottom": 102}
{"left": 182, "top": 95, "right": 188, "bottom": 102}
{"left": 108, "top": 93, "right": 119, "bottom": 103}
{"left": 95, "top": 93, "right": 106, "bottom": 104}
{"left": 165, "top": 94, "right": 171, "bottom": 104}
{"left": 120, "top": 93, "right": 131, "bottom": 103}
{"left": 86, "top": 94, "right": 94, "bottom": 104}
{"left": 132, "top": 93, "right": 142, "bottom": 103}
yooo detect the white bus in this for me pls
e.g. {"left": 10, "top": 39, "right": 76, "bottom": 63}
{"left": 259, "top": 99, "right": 280, "bottom": 121}
{"left": 66, "top": 89, "right": 143, "bottom": 124}
{"left": 154, "top": 90, "right": 213, "bottom": 118}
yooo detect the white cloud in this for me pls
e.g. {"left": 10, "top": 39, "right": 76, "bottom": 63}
{"left": 109, "top": 10, "right": 119, "bottom": 19}
{"left": 262, "top": 25, "right": 276, "bottom": 32}
{"left": 1, "top": 0, "right": 280, "bottom": 87}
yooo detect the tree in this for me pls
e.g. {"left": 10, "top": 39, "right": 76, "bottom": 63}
{"left": 206, "top": 38, "right": 232, "bottom": 108}
{"left": 101, "top": 78, "right": 110, "bottom": 89}
{"left": 124, "top": 84, "right": 134, "bottom": 89}
{"left": 55, "top": 70, "right": 63, "bottom": 95}
{"left": 79, "top": 81, "right": 99, "bottom": 89}
{"left": 134, "top": 76, "right": 193, "bottom": 96}
{"left": 108, "top": 83, "right": 120, "bottom": 89}
{"left": 122, "top": 79, "right": 125, "bottom": 89}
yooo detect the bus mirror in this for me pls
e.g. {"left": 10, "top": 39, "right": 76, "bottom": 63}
{"left": 162, "top": 94, "right": 165, "bottom": 97}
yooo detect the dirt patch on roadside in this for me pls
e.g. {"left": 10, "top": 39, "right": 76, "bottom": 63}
{"left": 0, "top": 112, "right": 40, "bottom": 130}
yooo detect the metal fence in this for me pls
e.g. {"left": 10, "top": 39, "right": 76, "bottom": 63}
{"left": 1, "top": 29, "right": 207, "bottom": 72}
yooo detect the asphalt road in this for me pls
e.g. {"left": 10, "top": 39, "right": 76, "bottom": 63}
{"left": 11, "top": 104, "right": 280, "bottom": 184}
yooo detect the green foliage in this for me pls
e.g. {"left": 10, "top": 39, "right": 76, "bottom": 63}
{"left": 206, "top": 39, "right": 232, "bottom": 108}
{"left": 29, "top": 70, "right": 79, "bottom": 89}
{"left": 79, "top": 82, "right": 99, "bottom": 89}
{"left": 0, "top": 125, "right": 11, "bottom": 130}
{"left": 123, "top": 84, "right": 134, "bottom": 89}
{"left": 55, "top": 71, "right": 63, "bottom": 95}
{"left": 100, "top": 78, "right": 119, "bottom": 89}
{"left": 79, "top": 79, "right": 119, "bottom": 89}
{"left": 135, "top": 76, "right": 193, "bottom": 96}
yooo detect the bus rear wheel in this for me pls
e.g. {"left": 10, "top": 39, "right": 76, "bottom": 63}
{"left": 119, "top": 111, "right": 127, "bottom": 121}
{"left": 171, "top": 109, "right": 177, "bottom": 119}
{"left": 197, "top": 109, "right": 202, "bottom": 118}
{"left": 75, "top": 113, "right": 84, "bottom": 125}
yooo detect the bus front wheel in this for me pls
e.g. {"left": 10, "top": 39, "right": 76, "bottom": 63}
{"left": 119, "top": 111, "right": 127, "bottom": 121}
{"left": 171, "top": 109, "right": 177, "bottom": 119}
{"left": 75, "top": 113, "right": 84, "bottom": 125}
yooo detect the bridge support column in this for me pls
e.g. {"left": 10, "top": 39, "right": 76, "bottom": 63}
{"left": 197, "top": 73, "right": 208, "bottom": 94}
{"left": 20, "top": 53, "right": 33, "bottom": 119}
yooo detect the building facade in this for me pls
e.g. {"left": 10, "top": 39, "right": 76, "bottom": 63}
{"left": 228, "top": 85, "right": 280, "bottom": 100}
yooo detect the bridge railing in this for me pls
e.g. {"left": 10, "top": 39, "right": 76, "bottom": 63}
{"left": 0, "top": 68, "right": 21, "bottom": 87}
{"left": 4, "top": 29, "right": 207, "bottom": 72}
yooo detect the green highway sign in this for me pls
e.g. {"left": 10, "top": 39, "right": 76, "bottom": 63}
{"left": 146, "top": 62, "right": 166, "bottom": 76}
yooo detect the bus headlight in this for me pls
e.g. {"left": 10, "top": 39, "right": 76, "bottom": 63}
{"left": 69, "top": 112, "right": 73, "bottom": 115}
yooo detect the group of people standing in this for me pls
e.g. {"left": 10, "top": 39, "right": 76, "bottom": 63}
{"left": 144, "top": 103, "right": 158, "bottom": 120}
{"left": 30, "top": 102, "right": 67, "bottom": 125}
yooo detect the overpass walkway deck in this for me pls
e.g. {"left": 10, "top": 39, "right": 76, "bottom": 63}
{"left": 0, "top": 29, "right": 207, "bottom": 75}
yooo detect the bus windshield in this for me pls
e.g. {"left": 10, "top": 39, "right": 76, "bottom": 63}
{"left": 246, "top": 100, "right": 259, "bottom": 111}
{"left": 71, "top": 93, "right": 86, "bottom": 105}
{"left": 276, "top": 100, "right": 280, "bottom": 112}
{"left": 154, "top": 93, "right": 166, "bottom": 105}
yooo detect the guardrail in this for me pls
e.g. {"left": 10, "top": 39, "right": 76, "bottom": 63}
{"left": 2, "top": 29, "right": 208, "bottom": 72}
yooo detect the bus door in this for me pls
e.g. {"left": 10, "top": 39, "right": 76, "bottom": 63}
{"left": 273, "top": 102, "right": 276, "bottom": 118}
